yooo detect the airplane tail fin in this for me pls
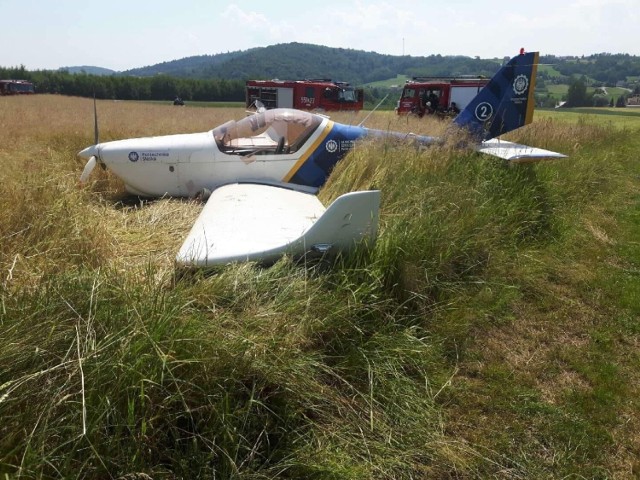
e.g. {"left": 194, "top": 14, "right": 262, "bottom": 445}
{"left": 454, "top": 51, "right": 539, "bottom": 141}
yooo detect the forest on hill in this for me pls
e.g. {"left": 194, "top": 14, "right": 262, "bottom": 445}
{"left": 122, "top": 42, "right": 505, "bottom": 84}
{"left": 2, "top": 43, "right": 639, "bottom": 106}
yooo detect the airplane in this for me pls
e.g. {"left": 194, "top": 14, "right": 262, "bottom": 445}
{"left": 78, "top": 50, "right": 565, "bottom": 267}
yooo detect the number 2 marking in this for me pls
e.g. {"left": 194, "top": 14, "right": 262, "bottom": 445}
{"left": 475, "top": 102, "right": 494, "bottom": 121}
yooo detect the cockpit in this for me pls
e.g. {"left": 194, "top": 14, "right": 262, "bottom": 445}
{"left": 211, "top": 109, "right": 322, "bottom": 156}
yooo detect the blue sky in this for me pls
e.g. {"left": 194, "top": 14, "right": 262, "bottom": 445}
{"left": 1, "top": 0, "right": 638, "bottom": 71}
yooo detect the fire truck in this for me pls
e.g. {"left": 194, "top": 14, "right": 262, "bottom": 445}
{"left": 395, "top": 76, "right": 489, "bottom": 116}
{"left": 246, "top": 79, "right": 363, "bottom": 111}
{"left": 0, "top": 79, "right": 35, "bottom": 95}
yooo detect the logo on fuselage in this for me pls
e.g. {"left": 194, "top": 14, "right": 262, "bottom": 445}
{"left": 325, "top": 139, "right": 338, "bottom": 153}
{"left": 128, "top": 152, "right": 139, "bottom": 162}
{"left": 325, "top": 139, "right": 356, "bottom": 154}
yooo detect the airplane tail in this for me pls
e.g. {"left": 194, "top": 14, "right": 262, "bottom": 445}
{"left": 454, "top": 50, "right": 539, "bottom": 141}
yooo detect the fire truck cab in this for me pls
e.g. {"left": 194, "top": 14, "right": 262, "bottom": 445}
{"left": 0, "top": 79, "right": 35, "bottom": 95}
{"left": 246, "top": 79, "right": 363, "bottom": 111}
{"left": 396, "top": 77, "right": 489, "bottom": 117}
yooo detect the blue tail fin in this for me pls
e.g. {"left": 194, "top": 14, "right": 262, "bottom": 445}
{"left": 453, "top": 51, "right": 539, "bottom": 141}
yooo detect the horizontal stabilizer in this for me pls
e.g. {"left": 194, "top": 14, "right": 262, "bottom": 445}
{"left": 176, "top": 184, "right": 380, "bottom": 267}
{"left": 477, "top": 139, "right": 567, "bottom": 162}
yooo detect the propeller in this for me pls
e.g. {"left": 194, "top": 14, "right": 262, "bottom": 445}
{"left": 93, "top": 93, "right": 99, "bottom": 144}
{"left": 79, "top": 155, "right": 97, "bottom": 183}
{"left": 78, "top": 95, "right": 100, "bottom": 184}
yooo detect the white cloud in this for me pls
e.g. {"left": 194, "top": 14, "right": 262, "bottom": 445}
{"left": 221, "top": 4, "right": 269, "bottom": 28}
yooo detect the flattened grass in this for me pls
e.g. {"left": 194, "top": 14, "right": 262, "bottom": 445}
{"left": 1, "top": 95, "right": 640, "bottom": 478}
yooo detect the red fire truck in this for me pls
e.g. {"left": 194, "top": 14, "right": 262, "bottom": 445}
{"left": 0, "top": 79, "right": 35, "bottom": 95}
{"left": 396, "top": 76, "right": 489, "bottom": 116}
{"left": 246, "top": 79, "right": 363, "bottom": 111}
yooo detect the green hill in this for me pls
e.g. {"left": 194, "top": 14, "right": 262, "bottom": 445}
{"left": 58, "top": 66, "right": 116, "bottom": 76}
{"left": 5, "top": 44, "right": 640, "bottom": 105}
{"left": 117, "top": 47, "right": 640, "bottom": 89}
{"left": 120, "top": 42, "right": 505, "bottom": 85}
{"left": 364, "top": 74, "right": 409, "bottom": 88}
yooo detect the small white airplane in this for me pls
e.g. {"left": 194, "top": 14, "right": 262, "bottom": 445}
{"left": 78, "top": 50, "right": 564, "bottom": 267}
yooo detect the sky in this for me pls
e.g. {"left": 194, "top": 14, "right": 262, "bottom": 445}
{"left": 1, "top": 0, "right": 639, "bottom": 71}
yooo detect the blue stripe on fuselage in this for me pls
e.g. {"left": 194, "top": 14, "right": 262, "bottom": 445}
{"left": 288, "top": 122, "right": 368, "bottom": 187}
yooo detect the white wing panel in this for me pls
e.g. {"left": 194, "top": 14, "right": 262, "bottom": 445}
{"left": 176, "top": 184, "right": 379, "bottom": 267}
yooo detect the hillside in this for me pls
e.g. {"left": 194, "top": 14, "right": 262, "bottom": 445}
{"left": 6, "top": 43, "right": 640, "bottom": 91}
{"left": 119, "top": 42, "right": 504, "bottom": 84}
{"left": 4, "top": 44, "right": 639, "bottom": 107}
{"left": 59, "top": 65, "right": 116, "bottom": 76}
{"left": 123, "top": 50, "right": 251, "bottom": 78}
{"left": 115, "top": 45, "right": 640, "bottom": 89}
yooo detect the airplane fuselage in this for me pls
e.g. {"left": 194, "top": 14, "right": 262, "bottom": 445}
{"left": 87, "top": 131, "right": 299, "bottom": 197}
{"left": 79, "top": 52, "right": 554, "bottom": 198}
{"left": 80, "top": 111, "right": 436, "bottom": 197}
{"left": 83, "top": 114, "right": 378, "bottom": 197}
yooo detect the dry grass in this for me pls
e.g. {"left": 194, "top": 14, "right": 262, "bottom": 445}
{"left": 0, "top": 95, "right": 450, "bottom": 289}
{"left": 2, "top": 94, "right": 640, "bottom": 478}
{"left": 0, "top": 96, "right": 237, "bottom": 288}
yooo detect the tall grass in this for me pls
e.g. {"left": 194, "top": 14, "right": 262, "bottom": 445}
{"left": 1, "top": 95, "right": 639, "bottom": 478}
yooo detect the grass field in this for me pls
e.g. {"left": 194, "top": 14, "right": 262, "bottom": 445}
{"left": 1, "top": 96, "right": 639, "bottom": 479}
{"left": 539, "top": 84, "right": 632, "bottom": 103}
{"left": 537, "top": 64, "right": 563, "bottom": 78}
{"left": 145, "top": 100, "right": 245, "bottom": 109}
{"left": 364, "top": 75, "right": 408, "bottom": 88}
{"left": 537, "top": 107, "right": 640, "bottom": 128}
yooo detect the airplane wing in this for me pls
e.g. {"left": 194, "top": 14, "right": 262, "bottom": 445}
{"left": 478, "top": 139, "right": 567, "bottom": 163}
{"left": 176, "top": 184, "right": 380, "bottom": 267}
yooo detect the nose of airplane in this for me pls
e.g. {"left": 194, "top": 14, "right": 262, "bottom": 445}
{"left": 78, "top": 144, "right": 102, "bottom": 184}
{"left": 78, "top": 144, "right": 99, "bottom": 160}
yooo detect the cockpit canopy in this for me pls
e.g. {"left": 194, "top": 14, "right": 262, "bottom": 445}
{"left": 212, "top": 109, "right": 322, "bottom": 154}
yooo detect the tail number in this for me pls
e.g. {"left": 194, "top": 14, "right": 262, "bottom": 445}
{"left": 475, "top": 102, "right": 494, "bottom": 121}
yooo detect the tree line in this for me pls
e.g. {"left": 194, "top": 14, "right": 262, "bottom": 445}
{"left": 564, "top": 76, "right": 640, "bottom": 108}
{"left": 0, "top": 65, "right": 245, "bottom": 101}
{"left": 543, "top": 53, "right": 639, "bottom": 87}
{"left": 5, "top": 47, "right": 640, "bottom": 109}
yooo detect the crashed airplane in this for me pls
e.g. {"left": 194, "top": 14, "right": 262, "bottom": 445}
{"left": 78, "top": 50, "right": 564, "bottom": 267}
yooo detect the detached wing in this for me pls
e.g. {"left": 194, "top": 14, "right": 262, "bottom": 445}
{"left": 478, "top": 139, "right": 567, "bottom": 163}
{"left": 176, "top": 183, "right": 380, "bottom": 267}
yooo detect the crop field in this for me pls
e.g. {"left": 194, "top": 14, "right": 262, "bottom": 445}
{"left": 1, "top": 95, "right": 639, "bottom": 479}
